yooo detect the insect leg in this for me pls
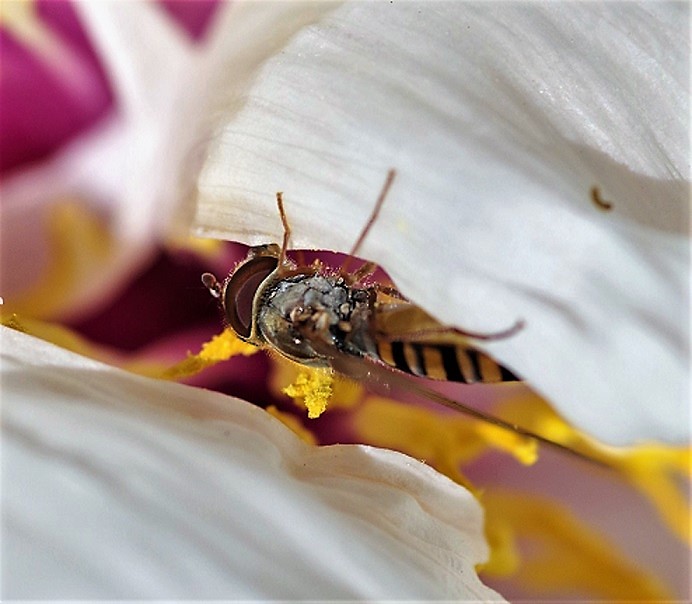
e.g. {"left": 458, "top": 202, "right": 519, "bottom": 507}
{"left": 452, "top": 319, "right": 525, "bottom": 341}
{"left": 349, "top": 168, "right": 397, "bottom": 258}
{"left": 340, "top": 169, "right": 397, "bottom": 277}
{"left": 276, "top": 192, "right": 292, "bottom": 268}
{"left": 370, "top": 283, "right": 408, "bottom": 300}
{"left": 375, "top": 319, "right": 525, "bottom": 343}
{"left": 342, "top": 261, "right": 378, "bottom": 285}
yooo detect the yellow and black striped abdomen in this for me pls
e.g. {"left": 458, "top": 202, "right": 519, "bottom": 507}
{"left": 375, "top": 340, "right": 519, "bottom": 384}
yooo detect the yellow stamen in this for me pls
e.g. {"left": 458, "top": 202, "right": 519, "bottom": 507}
{"left": 495, "top": 394, "right": 691, "bottom": 544}
{"left": 353, "top": 393, "right": 686, "bottom": 599}
{"left": 0, "top": 1, "right": 79, "bottom": 84}
{"left": 1, "top": 313, "right": 114, "bottom": 361}
{"left": 0, "top": 315, "right": 257, "bottom": 383}
{"left": 3, "top": 201, "right": 113, "bottom": 319}
{"left": 481, "top": 490, "right": 674, "bottom": 600}
{"left": 354, "top": 396, "right": 539, "bottom": 474}
{"left": 160, "top": 329, "right": 258, "bottom": 380}
{"left": 266, "top": 405, "right": 317, "bottom": 445}
{"left": 475, "top": 423, "right": 538, "bottom": 466}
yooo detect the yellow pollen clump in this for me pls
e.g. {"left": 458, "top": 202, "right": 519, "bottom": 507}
{"left": 271, "top": 355, "right": 362, "bottom": 410}
{"left": 281, "top": 366, "right": 334, "bottom": 419}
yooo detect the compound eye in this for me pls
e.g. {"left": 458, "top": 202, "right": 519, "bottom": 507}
{"left": 224, "top": 255, "right": 278, "bottom": 339}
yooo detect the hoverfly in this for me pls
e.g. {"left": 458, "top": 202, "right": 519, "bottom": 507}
{"left": 202, "top": 171, "right": 601, "bottom": 464}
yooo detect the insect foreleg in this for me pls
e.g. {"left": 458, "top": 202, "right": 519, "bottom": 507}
{"left": 294, "top": 311, "right": 338, "bottom": 352}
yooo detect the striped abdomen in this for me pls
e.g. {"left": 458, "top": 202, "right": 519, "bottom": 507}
{"left": 375, "top": 340, "right": 519, "bottom": 383}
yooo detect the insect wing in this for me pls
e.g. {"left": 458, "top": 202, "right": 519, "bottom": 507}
{"left": 372, "top": 291, "right": 520, "bottom": 384}
{"left": 312, "top": 338, "right": 604, "bottom": 467}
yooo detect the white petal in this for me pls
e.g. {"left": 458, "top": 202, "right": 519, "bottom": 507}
{"left": 1, "top": 326, "right": 502, "bottom": 601}
{"left": 74, "top": 0, "right": 340, "bottom": 242}
{"left": 192, "top": 3, "right": 689, "bottom": 445}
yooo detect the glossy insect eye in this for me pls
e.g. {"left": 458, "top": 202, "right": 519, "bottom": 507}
{"left": 224, "top": 255, "right": 278, "bottom": 339}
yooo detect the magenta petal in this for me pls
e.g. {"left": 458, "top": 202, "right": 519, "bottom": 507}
{"left": 0, "top": 2, "right": 112, "bottom": 176}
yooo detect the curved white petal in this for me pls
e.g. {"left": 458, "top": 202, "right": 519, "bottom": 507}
{"left": 74, "top": 0, "right": 341, "bottom": 242}
{"left": 1, "top": 326, "right": 501, "bottom": 601}
{"left": 192, "top": 3, "right": 689, "bottom": 445}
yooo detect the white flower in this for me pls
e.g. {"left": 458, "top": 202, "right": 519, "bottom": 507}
{"left": 2, "top": 326, "right": 502, "bottom": 600}
{"left": 192, "top": 2, "right": 689, "bottom": 446}
{"left": 2, "top": 2, "right": 687, "bottom": 599}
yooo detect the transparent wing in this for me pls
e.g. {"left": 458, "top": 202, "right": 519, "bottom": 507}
{"left": 312, "top": 336, "right": 607, "bottom": 468}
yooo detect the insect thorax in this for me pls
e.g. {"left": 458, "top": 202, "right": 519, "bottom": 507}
{"left": 256, "top": 272, "right": 377, "bottom": 366}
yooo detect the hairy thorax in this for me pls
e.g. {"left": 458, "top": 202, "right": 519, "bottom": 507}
{"left": 257, "top": 273, "right": 377, "bottom": 366}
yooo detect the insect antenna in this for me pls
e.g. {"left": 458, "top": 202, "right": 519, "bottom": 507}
{"left": 341, "top": 169, "right": 397, "bottom": 275}
{"left": 201, "top": 272, "right": 222, "bottom": 299}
